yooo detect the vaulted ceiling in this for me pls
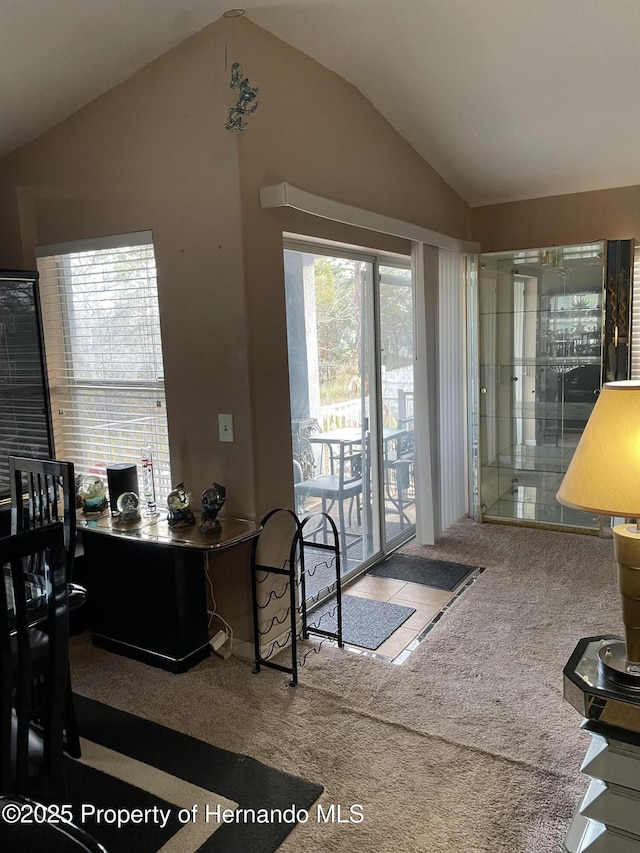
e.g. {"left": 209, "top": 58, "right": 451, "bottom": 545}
{"left": 3, "top": 0, "right": 639, "bottom": 207}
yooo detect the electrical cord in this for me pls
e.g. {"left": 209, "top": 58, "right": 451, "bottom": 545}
{"left": 206, "top": 569, "right": 234, "bottom": 655}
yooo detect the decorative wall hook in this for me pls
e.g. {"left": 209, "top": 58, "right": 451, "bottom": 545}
{"left": 225, "top": 62, "right": 259, "bottom": 133}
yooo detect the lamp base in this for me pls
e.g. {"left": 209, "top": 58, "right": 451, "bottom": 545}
{"left": 598, "top": 640, "right": 640, "bottom": 690}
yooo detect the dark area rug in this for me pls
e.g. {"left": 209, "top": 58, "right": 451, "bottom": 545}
{"left": 64, "top": 694, "right": 323, "bottom": 852}
{"left": 368, "top": 554, "right": 479, "bottom": 590}
{"left": 308, "top": 593, "right": 415, "bottom": 650}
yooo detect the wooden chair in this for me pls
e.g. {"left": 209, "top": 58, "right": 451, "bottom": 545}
{"left": 9, "top": 456, "right": 83, "bottom": 758}
{"left": 0, "top": 523, "right": 69, "bottom": 802}
{"left": 9, "top": 455, "right": 87, "bottom": 611}
{"left": 9, "top": 456, "right": 77, "bottom": 578}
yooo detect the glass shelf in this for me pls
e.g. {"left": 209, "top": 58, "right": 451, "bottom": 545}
{"left": 475, "top": 242, "right": 605, "bottom": 531}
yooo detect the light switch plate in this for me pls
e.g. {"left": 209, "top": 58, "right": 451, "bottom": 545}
{"left": 218, "top": 413, "right": 234, "bottom": 442}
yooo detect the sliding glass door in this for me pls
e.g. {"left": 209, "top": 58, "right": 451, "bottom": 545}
{"left": 285, "top": 242, "right": 415, "bottom": 601}
{"left": 379, "top": 263, "right": 415, "bottom": 546}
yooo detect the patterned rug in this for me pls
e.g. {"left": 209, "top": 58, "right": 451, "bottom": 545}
{"left": 64, "top": 695, "right": 323, "bottom": 852}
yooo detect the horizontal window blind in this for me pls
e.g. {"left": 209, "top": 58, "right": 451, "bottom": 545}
{"left": 36, "top": 236, "right": 172, "bottom": 502}
{"left": 0, "top": 275, "right": 52, "bottom": 497}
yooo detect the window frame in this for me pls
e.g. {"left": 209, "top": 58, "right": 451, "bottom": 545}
{"left": 35, "top": 232, "right": 171, "bottom": 502}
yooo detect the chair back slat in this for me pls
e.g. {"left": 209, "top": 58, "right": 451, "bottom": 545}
{"left": 10, "top": 457, "right": 76, "bottom": 582}
{"left": 0, "top": 523, "right": 68, "bottom": 799}
{"left": 9, "top": 546, "right": 37, "bottom": 790}
{"left": 339, "top": 442, "right": 363, "bottom": 488}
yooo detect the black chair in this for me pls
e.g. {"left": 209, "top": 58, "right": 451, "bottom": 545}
{"left": 8, "top": 457, "right": 82, "bottom": 759}
{"left": 9, "top": 455, "right": 87, "bottom": 626}
{"left": 295, "top": 440, "right": 363, "bottom": 561}
{"left": 0, "top": 524, "right": 69, "bottom": 802}
{"left": 0, "top": 794, "right": 107, "bottom": 851}
{"left": 9, "top": 457, "right": 77, "bottom": 578}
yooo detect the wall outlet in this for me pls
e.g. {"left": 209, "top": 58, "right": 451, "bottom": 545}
{"left": 210, "top": 629, "right": 227, "bottom": 651}
{"left": 218, "top": 413, "right": 234, "bottom": 442}
{"left": 214, "top": 639, "right": 233, "bottom": 660}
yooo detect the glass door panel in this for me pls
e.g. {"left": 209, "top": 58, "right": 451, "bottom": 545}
{"left": 477, "top": 243, "right": 605, "bottom": 530}
{"left": 285, "top": 248, "right": 378, "bottom": 602}
{"left": 378, "top": 263, "right": 415, "bottom": 548}
{"left": 285, "top": 247, "right": 415, "bottom": 606}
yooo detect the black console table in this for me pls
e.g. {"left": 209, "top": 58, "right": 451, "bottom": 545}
{"left": 78, "top": 512, "right": 261, "bottom": 672}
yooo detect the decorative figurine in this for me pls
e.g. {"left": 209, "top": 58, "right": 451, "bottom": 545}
{"left": 79, "top": 476, "right": 108, "bottom": 514}
{"left": 225, "top": 62, "right": 259, "bottom": 133}
{"left": 116, "top": 491, "right": 141, "bottom": 524}
{"left": 199, "top": 483, "right": 226, "bottom": 533}
{"left": 166, "top": 482, "right": 196, "bottom": 528}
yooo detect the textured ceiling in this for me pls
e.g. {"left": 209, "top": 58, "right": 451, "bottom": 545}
{"left": 2, "top": 0, "right": 639, "bottom": 207}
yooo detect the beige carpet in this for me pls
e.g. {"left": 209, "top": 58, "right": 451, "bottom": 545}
{"left": 69, "top": 519, "right": 623, "bottom": 852}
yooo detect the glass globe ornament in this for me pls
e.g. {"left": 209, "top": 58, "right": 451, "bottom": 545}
{"left": 166, "top": 482, "right": 195, "bottom": 528}
{"left": 79, "top": 476, "right": 108, "bottom": 514}
{"left": 116, "top": 491, "right": 140, "bottom": 523}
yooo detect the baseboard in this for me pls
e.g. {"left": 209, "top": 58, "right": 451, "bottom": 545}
{"left": 231, "top": 638, "right": 254, "bottom": 660}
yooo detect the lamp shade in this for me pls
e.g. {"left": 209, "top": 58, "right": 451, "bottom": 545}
{"left": 557, "top": 380, "right": 640, "bottom": 517}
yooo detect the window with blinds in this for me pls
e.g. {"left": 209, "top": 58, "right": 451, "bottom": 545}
{"left": 0, "top": 271, "right": 53, "bottom": 498}
{"left": 35, "top": 232, "right": 172, "bottom": 502}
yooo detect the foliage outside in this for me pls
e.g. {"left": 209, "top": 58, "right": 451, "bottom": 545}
{"left": 313, "top": 257, "right": 412, "bottom": 406}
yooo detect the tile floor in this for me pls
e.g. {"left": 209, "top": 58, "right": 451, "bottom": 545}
{"left": 342, "top": 572, "right": 462, "bottom": 661}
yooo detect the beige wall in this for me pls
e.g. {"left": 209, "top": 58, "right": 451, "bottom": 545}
{"left": 0, "top": 16, "right": 471, "bottom": 520}
{"left": 0, "top": 16, "right": 471, "bottom": 642}
{"left": 0, "top": 21, "right": 253, "bottom": 520}
{"left": 472, "top": 183, "right": 640, "bottom": 252}
{"left": 6, "top": 12, "right": 638, "bottom": 639}
{"left": 230, "top": 17, "right": 472, "bottom": 518}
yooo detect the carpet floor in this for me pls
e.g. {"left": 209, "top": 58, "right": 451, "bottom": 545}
{"left": 69, "top": 518, "right": 622, "bottom": 852}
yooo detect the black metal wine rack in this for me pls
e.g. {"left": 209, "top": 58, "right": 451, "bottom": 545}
{"left": 250, "top": 508, "right": 344, "bottom": 686}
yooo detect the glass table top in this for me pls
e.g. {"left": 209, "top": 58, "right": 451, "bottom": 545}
{"left": 77, "top": 511, "right": 261, "bottom": 551}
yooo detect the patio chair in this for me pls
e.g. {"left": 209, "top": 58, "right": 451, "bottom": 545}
{"left": 383, "top": 407, "right": 415, "bottom": 531}
{"left": 294, "top": 440, "right": 363, "bottom": 562}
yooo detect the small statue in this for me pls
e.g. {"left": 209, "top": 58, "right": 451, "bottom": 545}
{"left": 167, "top": 482, "right": 196, "bottom": 528}
{"left": 116, "top": 491, "right": 141, "bottom": 524}
{"left": 199, "top": 483, "right": 226, "bottom": 533}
